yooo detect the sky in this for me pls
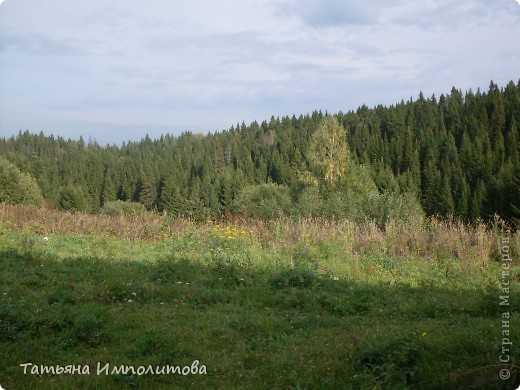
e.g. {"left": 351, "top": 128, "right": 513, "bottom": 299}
{"left": 0, "top": 0, "right": 519, "bottom": 145}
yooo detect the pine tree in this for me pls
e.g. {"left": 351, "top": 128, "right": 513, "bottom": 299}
{"left": 421, "top": 160, "right": 442, "bottom": 217}
{"left": 158, "top": 178, "right": 185, "bottom": 216}
{"left": 439, "top": 174, "right": 455, "bottom": 216}
{"left": 139, "top": 179, "right": 158, "bottom": 210}
{"left": 101, "top": 170, "right": 118, "bottom": 206}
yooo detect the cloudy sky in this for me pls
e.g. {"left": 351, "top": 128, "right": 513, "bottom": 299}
{"left": 0, "top": 0, "right": 519, "bottom": 145}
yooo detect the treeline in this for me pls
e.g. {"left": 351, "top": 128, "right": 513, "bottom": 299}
{"left": 0, "top": 80, "right": 519, "bottom": 225}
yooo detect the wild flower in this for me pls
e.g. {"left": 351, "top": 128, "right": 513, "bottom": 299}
{"left": 210, "top": 224, "right": 250, "bottom": 241}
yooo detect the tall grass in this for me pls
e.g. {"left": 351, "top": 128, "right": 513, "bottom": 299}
{"left": 1, "top": 204, "right": 517, "bottom": 265}
{"left": 1, "top": 204, "right": 519, "bottom": 388}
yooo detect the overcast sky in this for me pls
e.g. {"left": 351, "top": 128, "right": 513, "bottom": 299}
{"left": 1, "top": 0, "right": 519, "bottom": 145}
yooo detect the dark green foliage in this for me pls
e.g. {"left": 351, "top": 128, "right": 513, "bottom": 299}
{"left": 0, "top": 158, "right": 43, "bottom": 206}
{"left": 1, "top": 80, "right": 519, "bottom": 223}
{"left": 236, "top": 183, "right": 291, "bottom": 219}
{"left": 57, "top": 185, "right": 86, "bottom": 211}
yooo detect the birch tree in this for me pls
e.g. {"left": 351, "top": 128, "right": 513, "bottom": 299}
{"left": 307, "top": 116, "right": 349, "bottom": 187}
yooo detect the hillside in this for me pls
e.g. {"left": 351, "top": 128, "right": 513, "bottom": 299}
{"left": 1, "top": 80, "right": 519, "bottom": 225}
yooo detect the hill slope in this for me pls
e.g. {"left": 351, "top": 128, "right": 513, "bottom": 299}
{"left": 1, "top": 80, "right": 519, "bottom": 224}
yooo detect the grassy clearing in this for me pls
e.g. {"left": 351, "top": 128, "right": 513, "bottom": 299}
{"left": 1, "top": 205, "right": 519, "bottom": 389}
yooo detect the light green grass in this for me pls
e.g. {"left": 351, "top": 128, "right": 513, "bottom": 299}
{"left": 1, "top": 222, "right": 519, "bottom": 389}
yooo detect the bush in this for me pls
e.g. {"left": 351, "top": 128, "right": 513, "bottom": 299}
{"left": 56, "top": 185, "right": 86, "bottom": 211}
{"left": 235, "top": 183, "right": 291, "bottom": 220}
{"left": 380, "top": 191, "right": 425, "bottom": 226}
{"left": 294, "top": 163, "right": 424, "bottom": 225}
{"left": 294, "top": 186, "right": 322, "bottom": 218}
{"left": 0, "top": 158, "right": 43, "bottom": 207}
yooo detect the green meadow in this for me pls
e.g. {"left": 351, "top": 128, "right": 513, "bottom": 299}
{"left": 1, "top": 206, "right": 519, "bottom": 389}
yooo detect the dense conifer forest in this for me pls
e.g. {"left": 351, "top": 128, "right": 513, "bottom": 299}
{"left": 1, "top": 80, "right": 519, "bottom": 226}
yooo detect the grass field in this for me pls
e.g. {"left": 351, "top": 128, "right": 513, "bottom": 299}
{"left": 1, "top": 205, "right": 519, "bottom": 389}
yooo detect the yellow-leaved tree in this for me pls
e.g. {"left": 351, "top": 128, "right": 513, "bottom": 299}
{"left": 305, "top": 116, "right": 349, "bottom": 187}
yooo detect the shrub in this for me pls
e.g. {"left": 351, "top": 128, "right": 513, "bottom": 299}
{"left": 380, "top": 191, "right": 425, "bottom": 227}
{"left": 293, "top": 163, "right": 424, "bottom": 225}
{"left": 0, "top": 158, "right": 43, "bottom": 207}
{"left": 56, "top": 185, "right": 86, "bottom": 211}
{"left": 294, "top": 186, "right": 322, "bottom": 218}
{"left": 235, "top": 183, "right": 291, "bottom": 220}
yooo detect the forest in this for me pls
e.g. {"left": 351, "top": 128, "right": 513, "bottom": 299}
{"left": 1, "top": 81, "right": 520, "bottom": 389}
{"left": 1, "top": 80, "right": 519, "bottom": 226}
